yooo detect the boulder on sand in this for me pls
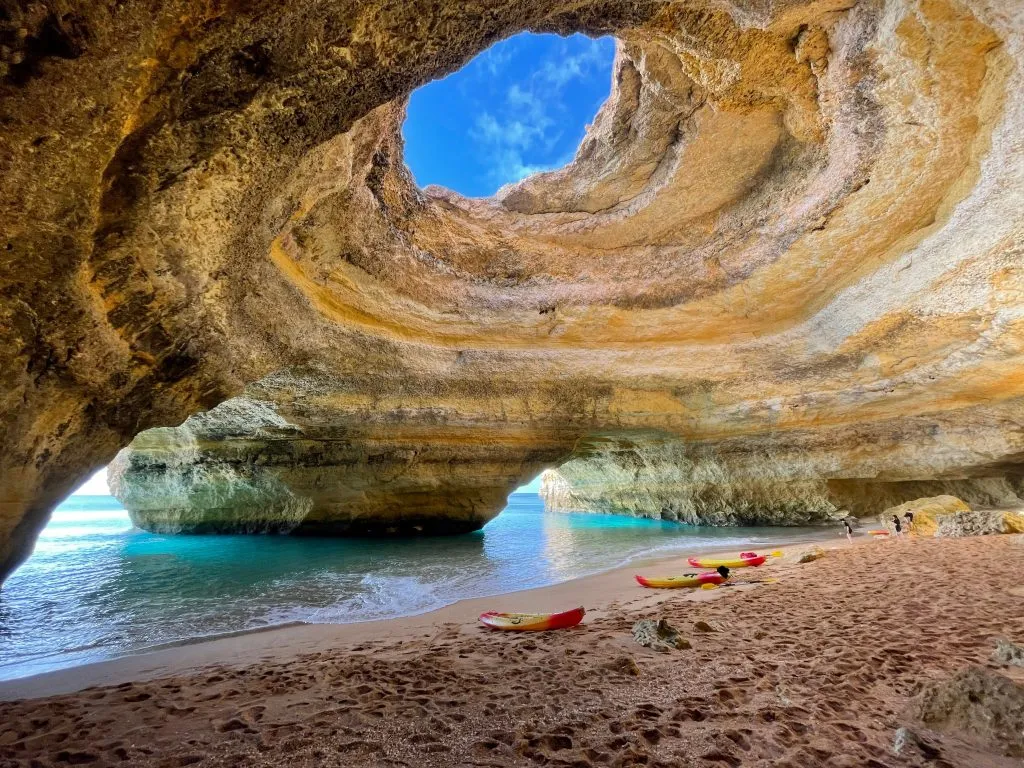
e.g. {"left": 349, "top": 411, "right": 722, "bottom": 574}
{"left": 880, "top": 496, "right": 1024, "bottom": 538}
{"left": 909, "top": 666, "right": 1024, "bottom": 758}
{"left": 880, "top": 496, "right": 969, "bottom": 535}
{"left": 935, "top": 510, "right": 1024, "bottom": 538}
{"left": 797, "top": 547, "right": 825, "bottom": 563}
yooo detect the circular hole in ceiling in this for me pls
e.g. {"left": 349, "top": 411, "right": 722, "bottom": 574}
{"left": 403, "top": 32, "right": 616, "bottom": 198}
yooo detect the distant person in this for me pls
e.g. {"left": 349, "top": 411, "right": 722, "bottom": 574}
{"left": 903, "top": 511, "right": 914, "bottom": 533}
{"left": 842, "top": 519, "right": 854, "bottom": 541}
{"left": 891, "top": 514, "right": 903, "bottom": 538}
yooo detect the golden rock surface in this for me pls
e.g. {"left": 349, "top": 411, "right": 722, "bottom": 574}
{"left": 1, "top": 0, "right": 1022, "bottom": 575}
{"left": 881, "top": 495, "right": 1024, "bottom": 537}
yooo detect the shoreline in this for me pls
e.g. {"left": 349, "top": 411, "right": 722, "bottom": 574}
{"left": 0, "top": 529, "right": 838, "bottom": 701}
{"left": 1, "top": 534, "right": 1021, "bottom": 766}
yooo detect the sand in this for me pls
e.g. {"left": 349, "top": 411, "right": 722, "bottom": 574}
{"left": 1, "top": 534, "right": 1023, "bottom": 767}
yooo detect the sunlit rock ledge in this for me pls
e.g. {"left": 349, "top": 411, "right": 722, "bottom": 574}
{"left": 2, "top": 0, "right": 1024, "bottom": 575}
{"left": 540, "top": 440, "right": 1024, "bottom": 525}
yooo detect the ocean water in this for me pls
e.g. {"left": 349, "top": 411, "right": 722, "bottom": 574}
{"left": 0, "top": 494, "right": 827, "bottom": 680}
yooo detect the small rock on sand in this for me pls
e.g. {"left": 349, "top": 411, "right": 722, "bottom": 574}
{"left": 892, "top": 726, "right": 940, "bottom": 759}
{"left": 632, "top": 619, "right": 691, "bottom": 652}
{"left": 603, "top": 656, "right": 642, "bottom": 676}
{"left": 797, "top": 547, "right": 824, "bottom": 563}
{"left": 992, "top": 638, "right": 1024, "bottom": 667}
{"left": 693, "top": 620, "right": 717, "bottom": 633}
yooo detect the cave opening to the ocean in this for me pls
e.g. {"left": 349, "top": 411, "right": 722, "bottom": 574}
{"left": 402, "top": 32, "right": 616, "bottom": 198}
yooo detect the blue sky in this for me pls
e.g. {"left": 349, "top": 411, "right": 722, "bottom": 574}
{"left": 403, "top": 33, "right": 616, "bottom": 197}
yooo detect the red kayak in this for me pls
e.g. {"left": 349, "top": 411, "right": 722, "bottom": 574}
{"left": 479, "top": 606, "right": 585, "bottom": 631}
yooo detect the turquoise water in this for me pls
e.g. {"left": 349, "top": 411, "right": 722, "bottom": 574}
{"left": 0, "top": 495, "right": 826, "bottom": 680}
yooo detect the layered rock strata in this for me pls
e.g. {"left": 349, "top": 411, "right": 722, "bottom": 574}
{"left": 2, "top": 0, "right": 1024, "bottom": 579}
{"left": 540, "top": 434, "right": 1024, "bottom": 524}
{"left": 109, "top": 370, "right": 579, "bottom": 534}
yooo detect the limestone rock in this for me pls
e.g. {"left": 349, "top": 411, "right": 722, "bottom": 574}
{"left": 880, "top": 495, "right": 970, "bottom": 535}
{"left": 883, "top": 495, "right": 971, "bottom": 520}
{"left": 632, "top": 619, "right": 691, "bottom": 652}
{"left": 910, "top": 667, "right": 1024, "bottom": 758}
{"left": 882, "top": 496, "right": 1024, "bottom": 538}
{"left": 2, "top": 0, "right": 1024, "bottom": 577}
{"left": 541, "top": 448, "right": 1024, "bottom": 525}
{"left": 892, "top": 727, "right": 941, "bottom": 760}
{"left": 935, "top": 510, "right": 1024, "bottom": 538}
{"left": 992, "top": 639, "right": 1024, "bottom": 668}
{"left": 603, "top": 656, "right": 642, "bottom": 677}
{"left": 108, "top": 373, "right": 567, "bottom": 535}
{"left": 797, "top": 547, "right": 824, "bottom": 564}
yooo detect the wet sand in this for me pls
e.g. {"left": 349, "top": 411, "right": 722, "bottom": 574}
{"left": 1, "top": 534, "right": 1022, "bottom": 767}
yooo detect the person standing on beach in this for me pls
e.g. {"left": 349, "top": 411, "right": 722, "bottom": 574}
{"left": 891, "top": 514, "right": 903, "bottom": 538}
{"left": 842, "top": 519, "right": 854, "bottom": 541}
{"left": 903, "top": 511, "right": 914, "bottom": 534}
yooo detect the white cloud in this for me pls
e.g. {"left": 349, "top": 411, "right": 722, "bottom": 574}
{"left": 539, "top": 37, "right": 610, "bottom": 89}
{"left": 491, "top": 146, "right": 579, "bottom": 186}
{"left": 472, "top": 111, "right": 548, "bottom": 151}
{"left": 506, "top": 83, "right": 537, "bottom": 109}
{"left": 465, "top": 35, "right": 614, "bottom": 189}
{"left": 496, "top": 152, "right": 553, "bottom": 183}
{"left": 478, "top": 44, "right": 514, "bottom": 78}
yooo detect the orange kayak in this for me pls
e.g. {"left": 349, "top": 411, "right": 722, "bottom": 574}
{"left": 479, "top": 606, "right": 585, "bottom": 631}
{"left": 868, "top": 529, "right": 890, "bottom": 536}
{"left": 635, "top": 572, "right": 727, "bottom": 589}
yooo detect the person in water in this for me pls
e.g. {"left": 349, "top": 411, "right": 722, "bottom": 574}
{"left": 892, "top": 514, "right": 903, "bottom": 537}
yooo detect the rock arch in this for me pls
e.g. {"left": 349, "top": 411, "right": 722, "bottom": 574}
{"left": 2, "top": 0, "right": 1022, "bottom": 581}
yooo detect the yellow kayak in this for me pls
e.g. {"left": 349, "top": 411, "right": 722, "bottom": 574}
{"left": 635, "top": 572, "right": 726, "bottom": 588}
{"left": 687, "top": 552, "right": 767, "bottom": 568}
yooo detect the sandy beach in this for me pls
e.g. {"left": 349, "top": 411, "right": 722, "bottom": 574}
{"left": 1, "top": 534, "right": 1022, "bottom": 767}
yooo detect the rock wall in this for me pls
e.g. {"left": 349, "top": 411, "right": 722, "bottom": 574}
{"left": 875, "top": 496, "right": 1024, "bottom": 537}
{"left": 2, "top": 0, "right": 1024, "bottom": 578}
{"left": 110, "top": 370, "right": 579, "bottom": 534}
{"left": 540, "top": 433, "right": 1024, "bottom": 524}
